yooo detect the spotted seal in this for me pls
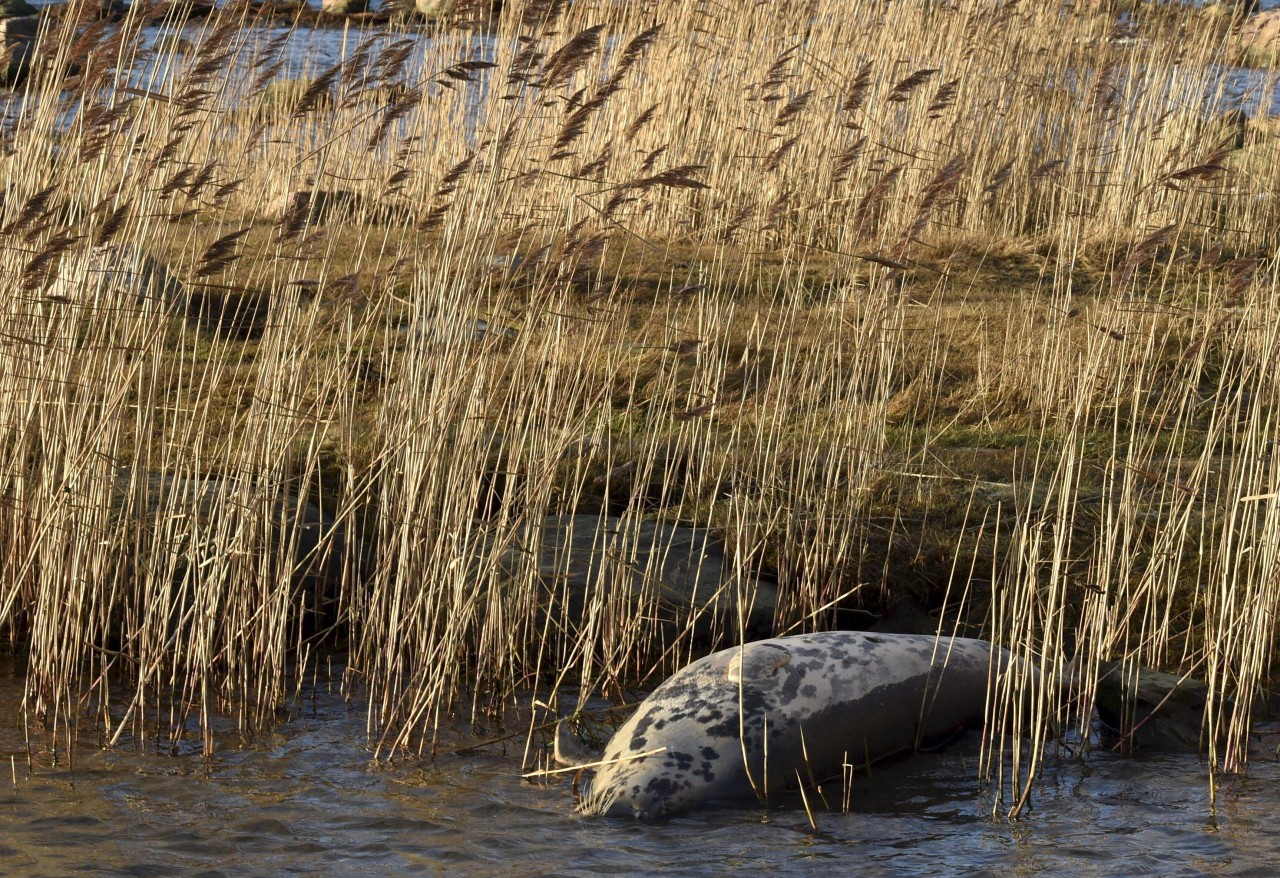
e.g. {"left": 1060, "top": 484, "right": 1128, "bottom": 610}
{"left": 573, "top": 631, "right": 1024, "bottom": 818}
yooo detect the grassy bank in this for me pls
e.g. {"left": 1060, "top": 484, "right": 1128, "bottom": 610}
{"left": 3, "top": 0, "right": 1280, "bottom": 801}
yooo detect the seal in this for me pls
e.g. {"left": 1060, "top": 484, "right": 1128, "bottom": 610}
{"left": 574, "top": 631, "right": 1024, "bottom": 818}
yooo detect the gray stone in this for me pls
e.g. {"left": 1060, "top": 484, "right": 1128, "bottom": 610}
{"left": 486, "top": 514, "right": 776, "bottom": 641}
{"left": 44, "top": 243, "right": 183, "bottom": 310}
{"left": 114, "top": 469, "right": 352, "bottom": 630}
{"left": 270, "top": 189, "right": 360, "bottom": 224}
{"left": 320, "top": 0, "right": 369, "bottom": 15}
{"left": 414, "top": 0, "right": 453, "bottom": 17}
{"left": 0, "top": 14, "right": 37, "bottom": 85}
{"left": 46, "top": 243, "right": 270, "bottom": 339}
{"left": 1095, "top": 661, "right": 1223, "bottom": 751}
{"left": 1236, "top": 10, "right": 1280, "bottom": 63}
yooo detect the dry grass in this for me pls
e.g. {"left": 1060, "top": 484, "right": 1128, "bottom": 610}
{"left": 3, "top": 0, "right": 1280, "bottom": 808}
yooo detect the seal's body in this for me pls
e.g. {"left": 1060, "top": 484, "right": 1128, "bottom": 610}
{"left": 578, "top": 632, "right": 1012, "bottom": 818}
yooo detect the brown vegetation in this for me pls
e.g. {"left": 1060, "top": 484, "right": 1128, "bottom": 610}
{"left": 3, "top": 0, "right": 1280, "bottom": 811}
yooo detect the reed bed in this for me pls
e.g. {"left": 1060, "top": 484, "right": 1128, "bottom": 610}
{"left": 2, "top": 0, "right": 1279, "bottom": 809}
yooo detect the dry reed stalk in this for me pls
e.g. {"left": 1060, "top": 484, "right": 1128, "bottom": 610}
{"left": 0, "top": 0, "right": 1277, "bottom": 799}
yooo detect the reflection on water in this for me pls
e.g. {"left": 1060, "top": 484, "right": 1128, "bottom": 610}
{"left": 24, "top": 0, "right": 442, "bottom": 81}
{"left": 16, "top": 8, "right": 1280, "bottom": 121}
{"left": 1, "top": 665, "right": 1279, "bottom": 878}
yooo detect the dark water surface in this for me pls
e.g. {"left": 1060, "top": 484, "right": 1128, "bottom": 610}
{"left": 3, "top": 670, "right": 1280, "bottom": 878}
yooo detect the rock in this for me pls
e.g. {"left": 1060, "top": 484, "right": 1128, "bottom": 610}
{"left": 46, "top": 243, "right": 270, "bottom": 339}
{"left": 114, "top": 468, "right": 353, "bottom": 632}
{"left": 1236, "top": 10, "right": 1280, "bottom": 65}
{"left": 1202, "top": 0, "right": 1259, "bottom": 23}
{"left": 0, "top": 0, "right": 36, "bottom": 14}
{"left": 485, "top": 514, "right": 777, "bottom": 641}
{"left": 1215, "top": 108, "right": 1249, "bottom": 150}
{"left": 1228, "top": 0, "right": 1260, "bottom": 18}
{"left": 184, "top": 286, "right": 271, "bottom": 339}
{"left": 44, "top": 243, "right": 183, "bottom": 311}
{"left": 414, "top": 0, "right": 453, "bottom": 17}
{"left": 0, "top": 14, "right": 37, "bottom": 86}
{"left": 1095, "top": 661, "right": 1224, "bottom": 751}
{"left": 321, "top": 0, "right": 369, "bottom": 14}
{"left": 43, "top": 0, "right": 129, "bottom": 19}
{"left": 270, "top": 189, "right": 360, "bottom": 225}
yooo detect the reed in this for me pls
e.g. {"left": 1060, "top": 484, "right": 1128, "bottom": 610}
{"left": 1, "top": 0, "right": 1278, "bottom": 806}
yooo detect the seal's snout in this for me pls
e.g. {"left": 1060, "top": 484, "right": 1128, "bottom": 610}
{"left": 554, "top": 718, "right": 599, "bottom": 767}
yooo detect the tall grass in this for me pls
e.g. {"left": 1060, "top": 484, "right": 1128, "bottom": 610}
{"left": 3, "top": 0, "right": 1280, "bottom": 803}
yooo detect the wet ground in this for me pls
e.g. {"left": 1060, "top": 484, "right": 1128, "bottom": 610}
{"left": 2, "top": 674, "right": 1280, "bottom": 878}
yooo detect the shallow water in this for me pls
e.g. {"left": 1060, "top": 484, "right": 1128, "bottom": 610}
{"left": 6, "top": 4, "right": 1280, "bottom": 873}
{"left": 16, "top": 1, "right": 1280, "bottom": 117}
{"left": 3, "top": 671, "right": 1280, "bottom": 878}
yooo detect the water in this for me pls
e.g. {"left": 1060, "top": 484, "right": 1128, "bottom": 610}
{"left": 23, "top": 0, "right": 442, "bottom": 81}
{"left": 17, "top": 6, "right": 1280, "bottom": 121}
{"left": 6, "top": 7, "right": 1280, "bottom": 875}
{"left": 3, "top": 664, "right": 1280, "bottom": 878}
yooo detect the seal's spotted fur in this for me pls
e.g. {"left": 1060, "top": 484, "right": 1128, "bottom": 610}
{"left": 578, "top": 632, "right": 1015, "bottom": 818}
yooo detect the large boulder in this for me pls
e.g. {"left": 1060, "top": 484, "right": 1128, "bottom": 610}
{"left": 0, "top": 14, "right": 37, "bottom": 86}
{"left": 414, "top": 0, "right": 453, "bottom": 17}
{"left": 320, "top": 0, "right": 370, "bottom": 15}
{"left": 46, "top": 243, "right": 270, "bottom": 338}
{"left": 44, "top": 243, "right": 183, "bottom": 310}
{"left": 484, "top": 514, "right": 777, "bottom": 642}
{"left": 114, "top": 468, "right": 354, "bottom": 632}
{"left": 1095, "top": 661, "right": 1221, "bottom": 751}
{"left": 1236, "top": 11, "right": 1280, "bottom": 65}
